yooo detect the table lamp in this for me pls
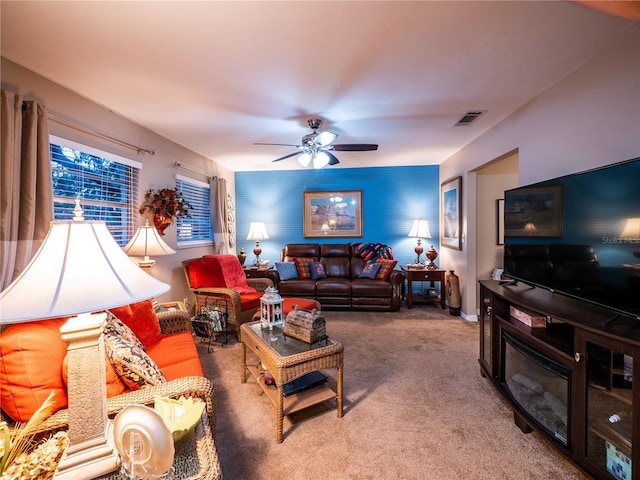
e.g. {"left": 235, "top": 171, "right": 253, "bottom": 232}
{"left": 247, "top": 221, "right": 269, "bottom": 266}
{"left": 122, "top": 219, "right": 176, "bottom": 270}
{"left": 0, "top": 200, "right": 169, "bottom": 479}
{"left": 408, "top": 219, "right": 433, "bottom": 268}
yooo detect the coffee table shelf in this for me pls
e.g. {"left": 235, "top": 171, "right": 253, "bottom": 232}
{"left": 245, "top": 363, "right": 337, "bottom": 415}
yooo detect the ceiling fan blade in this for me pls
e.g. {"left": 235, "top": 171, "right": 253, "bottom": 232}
{"left": 255, "top": 142, "right": 301, "bottom": 147}
{"left": 315, "top": 131, "right": 338, "bottom": 146}
{"left": 326, "top": 151, "right": 340, "bottom": 165}
{"left": 332, "top": 144, "right": 378, "bottom": 151}
{"left": 272, "top": 151, "right": 303, "bottom": 162}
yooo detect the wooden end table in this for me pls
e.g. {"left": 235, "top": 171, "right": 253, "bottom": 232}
{"left": 401, "top": 266, "right": 446, "bottom": 309}
{"left": 240, "top": 321, "right": 344, "bottom": 443}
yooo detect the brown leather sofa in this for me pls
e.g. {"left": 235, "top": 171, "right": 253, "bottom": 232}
{"left": 265, "top": 243, "right": 405, "bottom": 312}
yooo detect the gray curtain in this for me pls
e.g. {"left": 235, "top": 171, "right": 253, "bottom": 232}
{"left": 0, "top": 89, "right": 53, "bottom": 289}
{"left": 210, "top": 176, "right": 230, "bottom": 254}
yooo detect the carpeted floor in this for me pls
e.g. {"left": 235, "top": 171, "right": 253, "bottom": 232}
{"left": 197, "top": 306, "right": 590, "bottom": 480}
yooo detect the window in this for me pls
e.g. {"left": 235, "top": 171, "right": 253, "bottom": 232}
{"left": 50, "top": 135, "right": 141, "bottom": 246}
{"left": 176, "top": 175, "right": 213, "bottom": 246}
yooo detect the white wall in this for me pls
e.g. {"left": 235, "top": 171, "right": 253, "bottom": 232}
{"left": 440, "top": 25, "right": 640, "bottom": 318}
{"left": 1, "top": 58, "right": 234, "bottom": 305}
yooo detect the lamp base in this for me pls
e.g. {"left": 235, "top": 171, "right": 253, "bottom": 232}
{"left": 137, "top": 258, "right": 156, "bottom": 270}
{"left": 55, "top": 420, "right": 119, "bottom": 479}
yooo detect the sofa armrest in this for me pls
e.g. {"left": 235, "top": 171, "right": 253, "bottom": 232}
{"left": 33, "top": 376, "right": 217, "bottom": 441}
{"left": 157, "top": 309, "right": 193, "bottom": 335}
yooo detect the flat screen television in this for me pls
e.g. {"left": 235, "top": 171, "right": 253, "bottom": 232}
{"left": 502, "top": 157, "right": 640, "bottom": 323}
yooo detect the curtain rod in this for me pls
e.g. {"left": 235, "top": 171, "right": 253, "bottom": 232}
{"left": 174, "top": 161, "right": 213, "bottom": 179}
{"left": 47, "top": 111, "right": 155, "bottom": 156}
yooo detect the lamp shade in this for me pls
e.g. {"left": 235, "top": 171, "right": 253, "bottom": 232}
{"left": 247, "top": 221, "right": 269, "bottom": 241}
{"left": 0, "top": 212, "right": 169, "bottom": 323}
{"left": 621, "top": 218, "right": 640, "bottom": 238}
{"left": 123, "top": 221, "right": 176, "bottom": 257}
{"left": 408, "top": 219, "right": 432, "bottom": 239}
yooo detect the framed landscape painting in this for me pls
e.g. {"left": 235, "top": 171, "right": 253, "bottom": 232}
{"left": 441, "top": 177, "right": 462, "bottom": 250}
{"left": 303, "top": 190, "right": 363, "bottom": 238}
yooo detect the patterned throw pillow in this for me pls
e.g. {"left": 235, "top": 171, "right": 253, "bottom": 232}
{"left": 294, "top": 257, "right": 313, "bottom": 279}
{"left": 375, "top": 259, "right": 398, "bottom": 280}
{"left": 309, "top": 261, "right": 327, "bottom": 280}
{"left": 359, "top": 262, "right": 382, "bottom": 279}
{"left": 104, "top": 329, "right": 166, "bottom": 390}
{"left": 103, "top": 312, "right": 145, "bottom": 350}
{"left": 275, "top": 262, "right": 299, "bottom": 281}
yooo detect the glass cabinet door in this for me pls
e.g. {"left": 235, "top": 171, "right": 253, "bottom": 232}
{"left": 585, "top": 338, "right": 634, "bottom": 479}
{"left": 480, "top": 287, "right": 492, "bottom": 377}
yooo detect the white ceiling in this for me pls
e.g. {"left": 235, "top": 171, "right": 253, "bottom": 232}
{"left": 1, "top": 1, "right": 636, "bottom": 172}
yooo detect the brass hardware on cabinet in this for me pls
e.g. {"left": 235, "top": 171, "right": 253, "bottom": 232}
{"left": 574, "top": 352, "right": 582, "bottom": 363}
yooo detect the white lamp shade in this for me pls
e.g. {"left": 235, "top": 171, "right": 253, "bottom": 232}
{"left": 122, "top": 222, "right": 176, "bottom": 257}
{"left": 621, "top": 218, "right": 640, "bottom": 238}
{"left": 247, "top": 221, "right": 269, "bottom": 241}
{"left": 298, "top": 152, "right": 311, "bottom": 167}
{"left": 0, "top": 219, "right": 169, "bottom": 323}
{"left": 408, "top": 219, "right": 432, "bottom": 239}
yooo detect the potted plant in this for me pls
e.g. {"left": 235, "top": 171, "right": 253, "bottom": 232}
{"left": 139, "top": 188, "right": 192, "bottom": 235}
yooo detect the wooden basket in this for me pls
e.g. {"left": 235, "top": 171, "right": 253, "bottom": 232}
{"left": 284, "top": 307, "right": 326, "bottom": 344}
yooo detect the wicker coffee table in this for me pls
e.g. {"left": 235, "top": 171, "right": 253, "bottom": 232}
{"left": 240, "top": 321, "right": 344, "bottom": 443}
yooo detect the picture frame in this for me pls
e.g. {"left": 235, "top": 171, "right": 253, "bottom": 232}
{"left": 496, "top": 199, "right": 505, "bottom": 245}
{"left": 303, "top": 190, "right": 363, "bottom": 238}
{"left": 441, "top": 177, "right": 462, "bottom": 250}
{"left": 504, "top": 184, "right": 563, "bottom": 238}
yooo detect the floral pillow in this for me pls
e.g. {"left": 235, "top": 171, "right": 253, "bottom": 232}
{"left": 309, "top": 261, "right": 327, "bottom": 280}
{"left": 104, "top": 329, "right": 166, "bottom": 390}
{"left": 358, "top": 262, "right": 382, "bottom": 279}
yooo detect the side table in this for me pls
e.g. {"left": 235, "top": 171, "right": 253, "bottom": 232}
{"left": 243, "top": 266, "right": 273, "bottom": 278}
{"left": 400, "top": 266, "right": 446, "bottom": 309}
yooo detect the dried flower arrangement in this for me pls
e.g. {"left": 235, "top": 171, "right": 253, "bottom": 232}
{"left": 0, "top": 392, "right": 69, "bottom": 480}
{"left": 139, "top": 188, "right": 192, "bottom": 235}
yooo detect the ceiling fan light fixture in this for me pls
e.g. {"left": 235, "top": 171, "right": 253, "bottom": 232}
{"left": 298, "top": 152, "right": 312, "bottom": 167}
{"left": 313, "top": 151, "right": 330, "bottom": 169}
{"left": 315, "top": 131, "right": 338, "bottom": 146}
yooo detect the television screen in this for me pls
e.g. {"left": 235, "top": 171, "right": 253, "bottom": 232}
{"left": 503, "top": 157, "right": 640, "bottom": 322}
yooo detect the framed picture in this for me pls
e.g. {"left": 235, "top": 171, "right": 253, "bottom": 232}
{"left": 441, "top": 177, "right": 462, "bottom": 250}
{"left": 303, "top": 190, "right": 363, "bottom": 238}
{"left": 504, "top": 184, "right": 563, "bottom": 238}
{"left": 496, "top": 199, "right": 505, "bottom": 245}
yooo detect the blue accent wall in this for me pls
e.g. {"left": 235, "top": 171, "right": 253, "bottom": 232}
{"left": 235, "top": 165, "right": 440, "bottom": 266}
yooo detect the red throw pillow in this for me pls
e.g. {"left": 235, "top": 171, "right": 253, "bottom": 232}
{"left": 0, "top": 317, "right": 70, "bottom": 423}
{"left": 294, "top": 257, "right": 313, "bottom": 279}
{"left": 108, "top": 299, "right": 162, "bottom": 347}
{"left": 375, "top": 259, "right": 398, "bottom": 280}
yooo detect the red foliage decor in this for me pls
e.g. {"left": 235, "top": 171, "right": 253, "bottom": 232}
{"left": 139, "top": 188, "right": 192, "bottom": 236}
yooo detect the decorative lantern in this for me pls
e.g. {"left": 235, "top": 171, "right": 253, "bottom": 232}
{"left": 260, "top": 286, "right": 284, "bottom": 330}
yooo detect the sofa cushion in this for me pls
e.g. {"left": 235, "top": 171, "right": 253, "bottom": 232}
{"left": 104, "top": 328, "right": 167, "bottom": 390}
{"left": 316, "top": 278, "right": 351, "bottom": 296}
{"left": 104, "top": 312, "right": 145, "bottom": 350}
{"left": 147, "top": 331, "right": 204, "bottom": 380}
{"left": 0, "top": 317, "right": 69, "bottom": 423}
{"left": 294, "top": 257, "right": 313, "bottom": 279}
{"left": 240, "top": 291, "right": 263, "bottom": 310}
{"left": 277, "top": 279, "right": 317, "bottom": 297}
{"left": 275, "top": 261, "right": 299, "bottom": 281}
{"left": 352, "top": 279, "right": 392, "bottom": 297}
{"left": 375, "top": 259, "right": 398, "bottom": 280}
{"left": 358, "top": 263, "right": 381, "bottom": 279}
{"left": 309, "top": 261, "right": 327, "bottom": 280}
{"left": 109, "top": 299, "right": 162, "bottom": 347}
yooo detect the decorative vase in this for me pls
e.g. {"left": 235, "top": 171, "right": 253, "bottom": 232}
{"left": 446, "top": 270, "right": 461, "bottom": 316}
{"left": 237, "top": 248, "right": 247, "bottom": 266}
{"left": 153, "top": 215, "right": 172, "bottom": 236}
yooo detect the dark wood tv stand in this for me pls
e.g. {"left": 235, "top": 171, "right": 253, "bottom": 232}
{"left": 479, "top": 280, "right": 639, "bottom": 480}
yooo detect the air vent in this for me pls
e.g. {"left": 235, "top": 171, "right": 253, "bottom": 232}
{"left": 454, "top": 110, "right": 486, "bottom": 126}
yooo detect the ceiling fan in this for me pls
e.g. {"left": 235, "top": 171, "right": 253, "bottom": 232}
{"left": 255, "top": 118, "right": 378, "bottom": 168}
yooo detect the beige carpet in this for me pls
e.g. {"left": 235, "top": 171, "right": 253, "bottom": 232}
{"left": 197, "top": 307, "right": 590, "bottom": 480}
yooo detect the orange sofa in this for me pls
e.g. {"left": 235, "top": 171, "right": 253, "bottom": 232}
{"left": 0, "top": 299, "right": 215, "bottom": 436}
